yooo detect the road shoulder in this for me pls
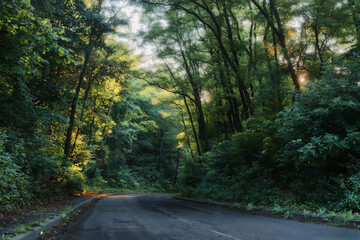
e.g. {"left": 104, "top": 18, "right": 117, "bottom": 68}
{"left": 173, "top": 196, "right": 360, "bottom": 229}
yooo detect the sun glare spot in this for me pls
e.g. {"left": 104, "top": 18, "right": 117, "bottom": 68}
{"left": 200, "top": 91, "right": 211, "bottom": 103}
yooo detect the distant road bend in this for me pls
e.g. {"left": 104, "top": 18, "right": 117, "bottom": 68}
{"left": 57, "top": 194, "right": 360, "bottom": 240}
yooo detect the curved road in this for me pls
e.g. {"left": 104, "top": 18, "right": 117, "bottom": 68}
{"left": 56, "top": 194, "right": 360, "bottom": 240}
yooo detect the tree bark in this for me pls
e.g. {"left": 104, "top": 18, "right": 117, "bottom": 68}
{"left": 180, "top": 49, "right": 210, "bottom": 153}
{"left": 64, "top": 43, "right": 93, "bottom": 159}
{"left": 180, "top": 112, "right": 195, "bottom": 159}
{"left": 183, "top": 96, "right": 202, "bottom": 156}
{"left": 251, "top": 0, "right": 300, "bottom": 90}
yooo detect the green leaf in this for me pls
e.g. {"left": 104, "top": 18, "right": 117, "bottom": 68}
{"left": 58, "top": 48, "right": 65, "bottom": 57}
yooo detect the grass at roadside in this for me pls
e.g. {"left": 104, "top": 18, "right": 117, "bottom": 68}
{"left": 173, "top": 193, "right": 360, "bottom": 229}
{"left": 83, "top": 184, "right": 170, "bottom": 195}
{"left": 0, "top": 196, "right": 93, "bottom": 239}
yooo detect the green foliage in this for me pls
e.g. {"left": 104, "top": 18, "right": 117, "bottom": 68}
{"left": 275, "top": 57, "right": 360, "bottom": 206}
{"left": 177, "top": 57, "right": 360, "bottom": 211}
{"left": 64, "top": 165, "right": 85, "bottom": 194}
{"left": 0, "top": 0, "right": 131, "bottom": 209}
{"left": 0, "top": 130, "right": 31, "bottom": 209}
{"left": 177, "top": 157, "right": 206, "bottom": 197}
{"left": 1, "top": 0, "right": 359, "bottom": 215}
{"left": 181, "top": 127, "right": 281, "bottom": 204}
{"left": 85, "top": 89, "right": 181, "bottom": 193}
{"left": 340, "top": 173, "right": 360, "bottom": 210}
{"left": 115, "top": 169, "right": 140, "bottom": 189}
{"left": 13, "top": 225, "right": 33, "bottom": 235}
{"left": 0, "top": 0, "right": 72, "bottom": 128}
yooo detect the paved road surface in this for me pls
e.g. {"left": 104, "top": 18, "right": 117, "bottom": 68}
{"left": 56, "top": 194, "right": 360, "bottom": 240}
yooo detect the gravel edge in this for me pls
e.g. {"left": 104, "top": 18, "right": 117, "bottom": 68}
{"left": 172, "top": 196, "right": 360, "bottom": 227}
{"left": 9, "top": 196, "right": 99, "bottom": 240}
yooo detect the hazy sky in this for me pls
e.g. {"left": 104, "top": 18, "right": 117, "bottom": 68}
{"left": 113, "top": 1, "right": 159, "bottom": 69}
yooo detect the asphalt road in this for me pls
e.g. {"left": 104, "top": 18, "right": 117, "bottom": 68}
{"left": 56, "top": 193, "right": 360, "bottom": 240}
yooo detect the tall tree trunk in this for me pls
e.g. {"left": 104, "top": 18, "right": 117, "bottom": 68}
{"left": 313, "top": 21, "right": 323, "bottom": 78}
{"left": 269, "top": 0, "right": 300, "bottom": 90}
{"left": 158, "top": 129, "right": 165, "bottom": 174}
{"left": 181, "top": 112, "right": 195, "bottom": 159}
{"left": 182, "top": 1, "right": 252, "bottom": 118}
{"left": 180, "top": 49, "right": 210, "bottom": 153}
{"left": 173, "top": 149, "right": 180, "bottom": 185}
{"left": 64, "top": 0, "right": 104, "bottom": 158}
{"left": 217, "top": 70, "right": 239, "bottom": 133}
{"left": 64, "top": 43, "right": 93, "bottom": 159}
{"left": 101, "top": 104, "right": 112, "bottom": 136}
{"left": 262, "top": 24, "right": 283, "bottom": 111}
{"left": 251, "top": 0, "right": 300, "bottom": 90}
{"left": 89, "top": 115, "right": 96, "bottom": 145}
{"left": 71, "top": 68, "right": 98, "bottom": 154}
{"left": 183, "top": 96, "right": 202, "bottom": 156}
{"left": 222, "top": 1, "right": 253, "bottom": 117}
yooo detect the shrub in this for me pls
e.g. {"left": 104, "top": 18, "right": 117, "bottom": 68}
{"left": 276, "top": 58, "right": 360, "bottom": 207}
{"left": 64, "top": 165, "right": 85, "bottom": 194}
{"left": 116, "top": 168, "right": 139, "bottom": 188}
{"left": 0, "top": 130, "right": 31, "bottom": 209}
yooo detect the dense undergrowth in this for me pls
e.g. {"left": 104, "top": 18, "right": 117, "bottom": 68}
{"left": 177, "top": 58, "right": 360, "bottom": 212}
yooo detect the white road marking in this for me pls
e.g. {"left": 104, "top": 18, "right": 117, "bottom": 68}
{"left": 177, "top": 217, "right": 242, "bottom": 240}
{"left": 178, "top": 218, "right": 191, "bottom": 224}
{"left": 209, "top": 230, "right": 243, "bottom": 240}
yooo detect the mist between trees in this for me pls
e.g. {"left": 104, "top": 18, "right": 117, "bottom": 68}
{"left": 1, "top": 0, "right": 360, "bottom": 213}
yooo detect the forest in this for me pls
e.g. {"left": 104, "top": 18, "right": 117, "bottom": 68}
{"left": 0, "top": 0, "right": 360, "bottom": 215}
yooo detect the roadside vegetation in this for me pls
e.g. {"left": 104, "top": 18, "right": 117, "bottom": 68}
{"left": 1, "top": 0, "right": 360, "bottom": 223}
{"left": 134, "top": 0, "right": 360, "bottom": 217}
